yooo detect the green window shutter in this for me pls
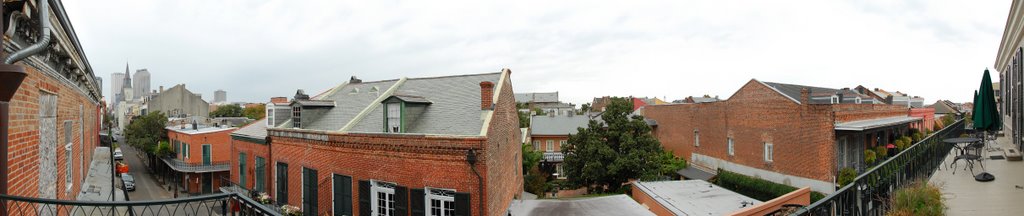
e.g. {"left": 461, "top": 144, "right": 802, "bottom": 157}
{"left": 239, "top": 153, "right": 247, "bottom": 187}
{"left": 277, "top": 162, "right": 288, "bottom": 205}
{"left": 454, "top": 192, "right": 471, "bottom": 216}
{"left": 202, "top": 145, "right": 211, "bottom": 165}
{"left": 358, "top": 180, "right": 371, "bottom": 216}
{"left": 255, "top": 157, "right": 265, "bottom": 192}
{"left": 333, "top": 174, "right": 352, "bottom": 216}
{"left": 394, "top": 185, "right": 408, "bottom": 216}
{"left": 303, "top": 168, "right": 318, "bottom": 216}
{"left": 410, "top": 189, "right": 425, "bottom": 216}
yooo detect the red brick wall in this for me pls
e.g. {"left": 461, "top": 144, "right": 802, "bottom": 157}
{"left": 5, "top": 62, "right": 100, "bottom": 199}
{"left": 631, "top": 183, "right": 675, "bottom": 216}
{"left": 168, "top": 128, "right": 236, "bottom": 164}
{"left": 645, "top": 80, "right": 837, "bottom": 182}
{"left": 483, "top": 72, "right": 522, "bottom": 216}
{"left": 529, "top": 135, "right": 567, "bottom": 152}
{"left": 910, "top": 108, "right": 936, "bottom": 132}
{"left": 832, "top": 104, "right": 908, "bottom": 122}
{"left": 231, "top": 136, "right": 271, "bottom": 192}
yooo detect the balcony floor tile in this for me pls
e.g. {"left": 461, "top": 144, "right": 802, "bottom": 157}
{"left": 929, "top": 135, "right": 1024, "bottom": 215}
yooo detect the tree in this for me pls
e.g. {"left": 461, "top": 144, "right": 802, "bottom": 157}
{"left": 102, "top": 110, "right": 114, "bottom": 130}
{"left": 243, "top": 104, "right": 266, "bottom": 120}
{"left": 124, "top": 111, "right": 169, "bottom": 154}
{"left": 210, "top": 105, "right": 244, "bottom": 118}
{"left": 578, "top": 103, "right": 592, "bottom": 115}
{"left": 522, "top": 143, "right": 543, "bottom": 174}
{"left": 562, "top": 97, "right": 684, "bottom": 193}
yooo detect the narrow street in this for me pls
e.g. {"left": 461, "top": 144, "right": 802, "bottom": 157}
{"left": 116, "top": 135, "right": 175, "bottom": 200}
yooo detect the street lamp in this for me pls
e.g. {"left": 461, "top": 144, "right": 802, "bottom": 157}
{"left": 0, "top": 64, "right": 27, "bottom": 216}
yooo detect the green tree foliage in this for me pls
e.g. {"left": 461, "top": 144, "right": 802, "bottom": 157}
{"left": 524, "top": 168, "right": 548, "bottom": 197}
{"left": 124, "top": 111, "right": 169, "bottom": 154}
{"left": 874, "top": 146, "right": 888, "bottom": 159}
{"left": 210, "top": 105, "right": 244, "bottom": 118}
{"left": 519, "top": 111, "right": 531, "bottom": 128}
{"left": 715, "top": 169, "right": 826, "bottom": 202}
{"left": 864, "top": 150, "right": 876, "bottom": 165}
{"left": 522, "top": 143, "right": 543, "bottom": 174}
{"left": 102, "top": 110, "right": 114, "bottom": 130}
{"left": 154, "top": 140, "right": 173, "bottom": 157}
{"left": 837, "top": 168, "right": 858, "bottom": 187}
{"left": 562, "top": 97, "right": 683, "bottom": 193}
{"left": 888, "top": 181, "right": 945, "bottom": 216}
{"left": 579, "top": 103, "right": 592, "bottom": 115}
{"left": 243, "top": 104, "right": 266, "bottom": 120}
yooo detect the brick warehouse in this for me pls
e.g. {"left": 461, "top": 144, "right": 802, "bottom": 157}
{"left": 166, "top": 123, "right": 236, "bottom": 195}
{"left": 644, "top": 79, "right": 920, "bottom": 193}
{"left": 2, "top": 0, "right": 103, "bottom": 200}
{"left": 234, "top": 69, "right": 521, "bottom": 216}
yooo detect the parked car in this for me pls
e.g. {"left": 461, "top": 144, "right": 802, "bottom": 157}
{"left": 113, "top": 148, "right": 123, "bottom": 161}
{"left": 121, "top": 173, "right": 135, "bottom": 191}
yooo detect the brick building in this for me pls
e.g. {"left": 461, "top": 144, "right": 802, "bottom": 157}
{"left": 2, "top": 0, "right": 103, "bottom": 200}
{"left": 165, "top": 123, "right": 236, "bottom": 194}
{"left": 528, "top": 114, "right": 590, "bottom": 178}
{"left": 644, "top": 80, "right": 920, "bottom": 193}
{"left": 229, "top": 118, "right": 272, "bottom": 194}
{"left": 234, "top": 70, "right": 521, "bottom": 216}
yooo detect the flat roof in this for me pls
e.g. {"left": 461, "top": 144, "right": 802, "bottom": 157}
{"left": 508, "top": 195, "right": 654, "bottom": 216}
{"left": 167, "top": 125, "right": 237, "bottom": 135}
{"left": 834, "top": 116, "right": 922, "bottom": 131}
{"left": 633, "top": 180, "right": 762, "bottom": 216}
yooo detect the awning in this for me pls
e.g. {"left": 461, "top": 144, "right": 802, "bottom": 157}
{"left": 834, "top": 116, "right": 922, "bottom": 131}
{"left": 676, "top": 166, "right": 715, "bottom": 181}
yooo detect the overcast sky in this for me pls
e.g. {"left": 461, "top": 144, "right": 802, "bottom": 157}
{"left": 64, "top": 0, "right": 1009, "bottom": 106}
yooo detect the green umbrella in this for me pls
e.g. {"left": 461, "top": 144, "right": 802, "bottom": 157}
{"left": 973, "top": 69, "right": 1001, "bottom": 131}
{"left": 972, "top": 90, "right": 978, "bottom": 125}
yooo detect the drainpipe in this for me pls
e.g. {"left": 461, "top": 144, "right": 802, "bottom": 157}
{"left": 466, "top": 149, "right": 484, "bottom": 216}
{"left": 0, "top": 2, "right": 50, "bottom": 215}
{"left": 5, "top": 0, "right": 52, "bottom": 64}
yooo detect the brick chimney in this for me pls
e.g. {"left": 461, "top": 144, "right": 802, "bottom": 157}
{"left": 271, "top": 97, "right": 288, "bottom": 104}
{"left": 159, "top": 86, "right": 164, "bottom": 93}
{"left": 480, "top": 81, "right": 495, "bottom": 110}
{"left": 800, "top": 88, "right": 810, "bottom": 104}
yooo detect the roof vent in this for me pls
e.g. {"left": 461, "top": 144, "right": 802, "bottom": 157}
{"left": 350, "top": 76, "right": 362, "bottom": 84}
{"left": 192, "top": 120, "right": 198, "bottom": 130}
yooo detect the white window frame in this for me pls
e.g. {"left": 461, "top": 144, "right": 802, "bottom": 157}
{"left": 546, "top": 140, "right": 554, "bottom": 152}
{"left": 424, "top": 187, "right": 456, "bottom": 216}
{"left": 694, "top": 129, "right": 700, "bottom": 147}
{"left": 555, "top": 164, "right": 566, "bottom": 179}
{"left": 855, "top": 97, "right": 862, "bottom": 104}
{"left": 267, "top": 104, "right": 274, "bottom": 127}
{"left": 371, "top": 180, "right": 397, "bottom": 216}
{"left": 831, "top": 95, "right": 840, "bottom": 104}
{"left": 728, "top": 137, "right": 734, "bottom": 156}
{"left": 559, "top": 140, "right": 567, "bottom": 150}
{"left": 532, "top": 141, "right": 540, "bottom": 151}
{"left": 65, "top": 142, "right": 73, "bottom": 193}
{"left": 764, "top": 143, "right": 774, "bottom": 162}
{"left": 386, "top": 103, "right": 401, "bottom": 133}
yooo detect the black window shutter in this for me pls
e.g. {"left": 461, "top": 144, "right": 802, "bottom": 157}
{"left": 334, "top": 175, "right": 352, "bottom": 216}
{"left": 454, "top": 192, "right": 471, "bottom": 216}
{"left": 394, "top": 185, "right": 409, "bottom": 216}
{"left": 302, "top": 168, "right": 318, "bottom": 216}
{"left": 410, "top": 189, "right": 425, "bottom": 216}
{"left": 358, "top": 180, "right": 371, "bottom": 216}
{"left": 277, "top": 163, "right": 288, "bottom": 205}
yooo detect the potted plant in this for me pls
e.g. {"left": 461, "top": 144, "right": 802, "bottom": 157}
{"left": 280, "top": 205, "right": 301, "bottom": 216}
{"left": 257, "top": 192, "right": 273, "bottom": 205}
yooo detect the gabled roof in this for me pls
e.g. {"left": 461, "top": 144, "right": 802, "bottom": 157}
{"left": 292, "top": 99, "right": 335, "bottom": 107}
{"left": 760, "top": 81, "right": 874, "bottom": 105}
{"left": 386, "top": 95, "right": 432, "bottom": 104}
{"left": 232, "top": 118, "right": 268, "bottom": 139}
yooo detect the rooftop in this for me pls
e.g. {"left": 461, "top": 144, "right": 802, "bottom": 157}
{"left": 166, "top": 124, "right": 237, "bottom": 135}
{"left": 834, "top": 116, "right": 923, "bottom": 131}
{"left": 633, "top": 180, "right": 762, "bottom": 216}
{"left": 530, "top": 114, "right": 592, "bottom": 136}
{"left": 515, "top": 92, "right": 559, "bottom": 103}
{"left": 508, "top": 195, "right": 655, "bottom": 216}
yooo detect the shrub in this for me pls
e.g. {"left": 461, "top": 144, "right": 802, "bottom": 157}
{"left": 524, "top": 168, "right": 549, "bottom": 197}
{"left": 900, "top": 136, "right": 913, "bottom": 147}
{"left": 912, "top": 132, "right": 924, "bottom": 143}
{"left": 893, "top": 140, "right": 905, "bottom": 153}
{"left": 874, "top": 146, "right": 888, "bottom": 159}
{"left": 714, "top": 169, "right": 826, "bottom": 202}
{"left": 864, "top": 150, "right": 877, "bottom": 165}
{"left": 887, "top": 181, "right": 944, "bottom": 216}
{"left": 838, "top": 168, "right": 858, "bottom": 187}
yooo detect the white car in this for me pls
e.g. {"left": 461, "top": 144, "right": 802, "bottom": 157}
{"left": 121, "top": 173, "right": 135, "bottom": 191}
{"left": 113, "top": 149, "right": 123, "bottom": 160}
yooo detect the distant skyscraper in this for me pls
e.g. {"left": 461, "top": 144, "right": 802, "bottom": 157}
{"left": 214, "top": 89, "right": 227, "bottom": 103}
{"left": 111, "top": 72, "right": 124, "bottom": 101}
{"left": 133, "top": 69, "right": 150, "bottom": 100}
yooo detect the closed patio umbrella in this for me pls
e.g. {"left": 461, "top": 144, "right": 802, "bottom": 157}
{"left": 973, "top": 69, "right": 1001, "bottom": 132}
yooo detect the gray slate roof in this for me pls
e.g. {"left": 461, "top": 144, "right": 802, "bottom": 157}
{"left": 232, "top": 118, "right": 267, "bottom": 139}
{"left": 348, "top": 73, "right": 501, "bottom": 135}
{"left": 530, "top": 115, "right": 591, "bottom": 136}
{"left": 299, "top": 79, "right": 400, "bottom": 130}
{"left": 515, "top": 92, "right": 559, "bottom": 103}
{"left": 762, "top": 81, "right": 873, "bottom": 104}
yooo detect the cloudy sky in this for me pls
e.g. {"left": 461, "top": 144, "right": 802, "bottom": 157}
{"left": 64, "top": 0, "right": 1009, "bottom": 106}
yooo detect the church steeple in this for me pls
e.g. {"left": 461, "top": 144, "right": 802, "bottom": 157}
{"left": 123, "top": 63, "right": 132, "bottom": 88}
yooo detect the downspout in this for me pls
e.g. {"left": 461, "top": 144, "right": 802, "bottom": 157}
{"left": 467, "top": 149, "right": 484, "bottom": 216}
{"left": 5, "top": 0, "right": 52, "bottom": 64}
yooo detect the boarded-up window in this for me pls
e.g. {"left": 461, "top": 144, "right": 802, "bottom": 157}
{"left": 38, "top": 92, "right": 57, "bottom": 199}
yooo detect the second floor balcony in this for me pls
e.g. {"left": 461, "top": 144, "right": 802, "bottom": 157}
{"left": 161, "top": 157, "right": 230, "bottom": 173}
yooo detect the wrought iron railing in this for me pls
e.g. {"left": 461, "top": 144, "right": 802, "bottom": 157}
{"left": 0, "top": 191, "right": 281, "bottom": 216}
{"left": 218, "top": 176, "right": 284, "bottom": 215}
{"left": 792, "top": 119, "right": 965, "bottom": 216}
{"left": 160, "top": 157, "right": 231, "bottom": 173}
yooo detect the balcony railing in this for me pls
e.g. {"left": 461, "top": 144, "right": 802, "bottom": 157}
{"left": 161, "top": 157, "right": 230, "bottom": 173}
{"left": 218, "top": 177, "right": 284, "bottom": 215}
{"left": 792, "top": 119, "right": 965, "bottom": 216}
{"left": 0, "top": 191, "right": 281, "bottom": 216}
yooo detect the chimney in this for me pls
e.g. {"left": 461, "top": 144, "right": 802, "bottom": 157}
{"left": 192, "top": 120, "right": 198, "bottom": 130}
{"left": 800, "top": 88, "right": 810, "bottom": 104}
{"left": 271, "top": 97, "right": 288, "bottom": 104}
{"left": 480, "top": 81, "right": 494, "bottom": 110}
{"left": 159, "top": 86, "right": 164, "bottom": 93}
{"left": 350, "top": 76, "right": 362, "bottom": 84}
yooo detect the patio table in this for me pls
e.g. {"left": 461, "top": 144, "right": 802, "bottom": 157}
{"left": 944, "top": 137, "right": 984, "bottom": 175}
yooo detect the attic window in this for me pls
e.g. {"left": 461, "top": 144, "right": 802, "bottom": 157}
{"left": 385, "top": 102, "right": 402, "bottom": 133}
{"left": 855, "top": 97, "right": 862, "bottom": 104}
{"left": 370, "top": 86, "right": 379, "bottom": 93}
{"left": 350, "top": 88, "right": 360, "bottom": 94}
{"left": 831, "top": 95, "right": 839, "bottom": 104}
{"left": 292, "top": 106, "right": 302, "bottom": 128}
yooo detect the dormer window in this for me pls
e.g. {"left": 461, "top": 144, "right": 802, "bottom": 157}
{"left": 855, "top": 97, "right": 862, "bottom": 104}
{"left": 267, "top": 105, "right": 274, "bottom": 127}
{"left": 292, "top": 106, "right": 302, "bottom": 128}
{"left": 831, "top": 95, "right": 840, "bottom": 104}
{"left": 385, "top": 102, "right": 402, "bottom": 133}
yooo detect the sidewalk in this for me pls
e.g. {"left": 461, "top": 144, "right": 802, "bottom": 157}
{"left": 77, "top": 147, "right": 125, "bottom": 202}
{"left": 929, "top": 135, "right": 1024, "bottom": 215}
